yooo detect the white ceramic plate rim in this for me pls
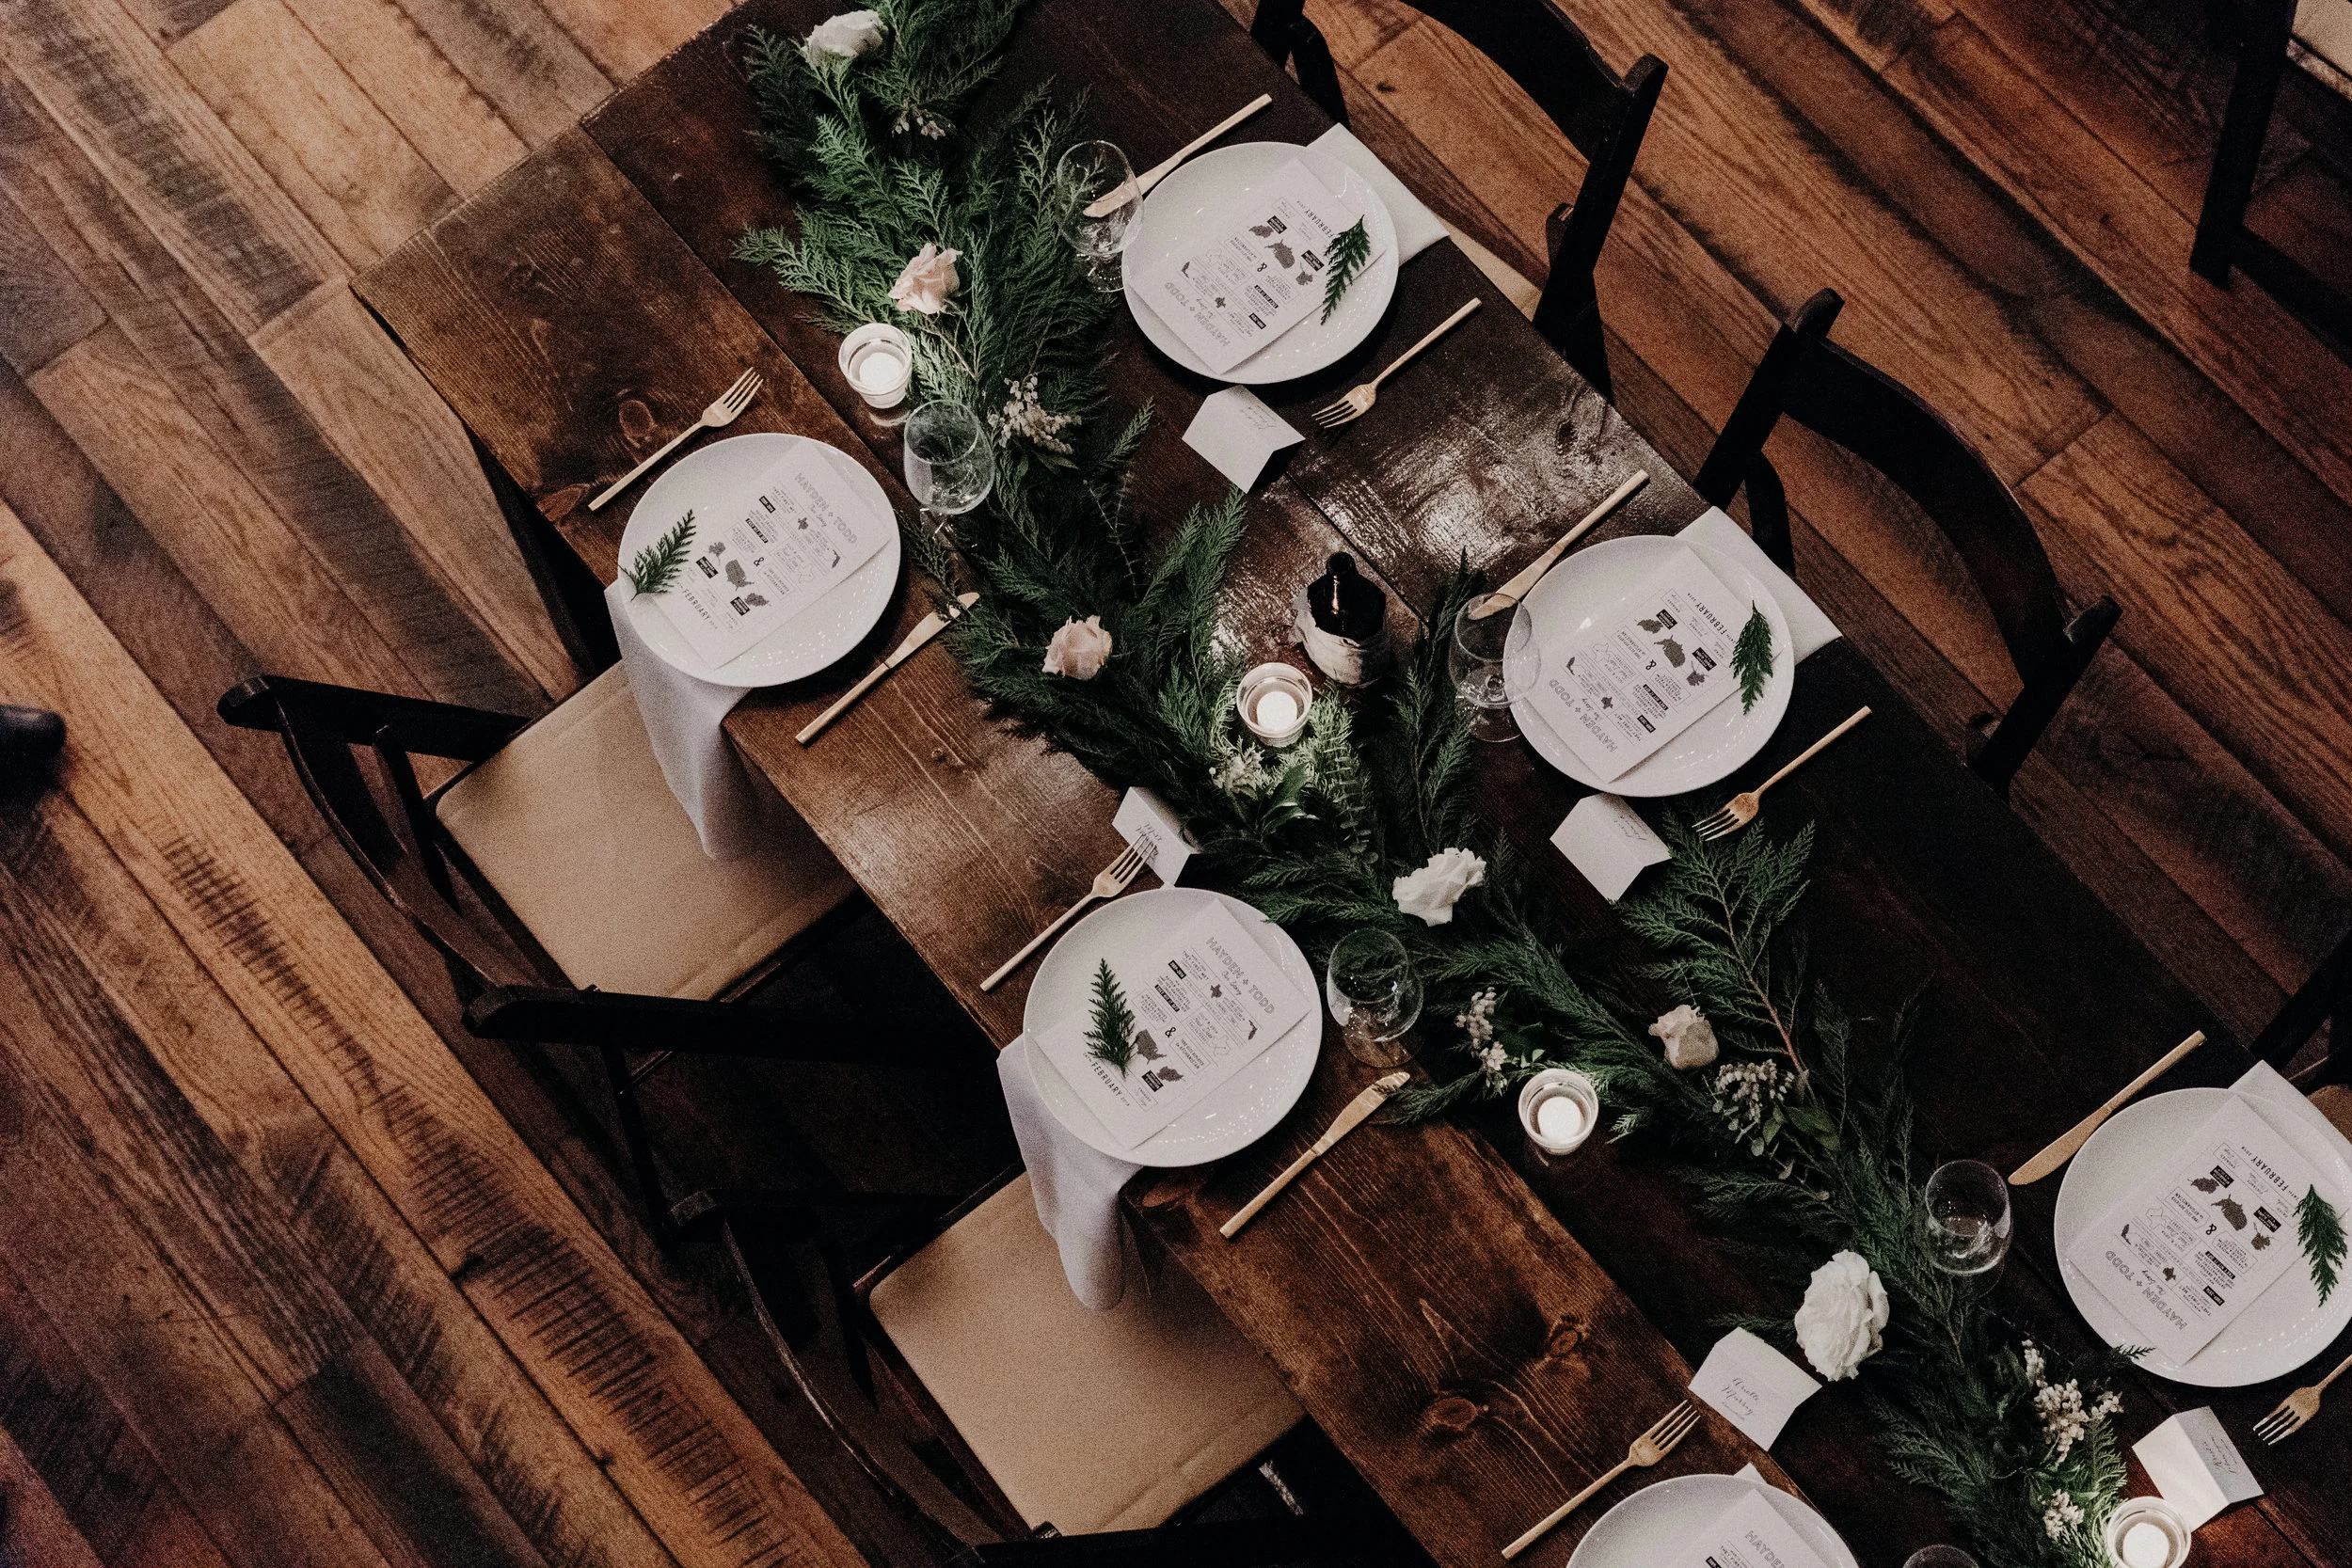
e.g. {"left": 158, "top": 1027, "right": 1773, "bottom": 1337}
{"left": 1507, "top": 536, "right": 1795, "bottom": 797}
{"left": 1023, "top": 887, "right": 1320, "bottom": 1166}
{"left": 617, "top": 432, "right": 901, "bottom": 687}
{"left": 1120, "top": 141, "right": 1400, "bottom": 385}
{"left": 1565, "top": 1472, "right": 1858, "bottom": 1568}
{"left": 2053, "top": 1083, "right": 2352, "bottom": 1386}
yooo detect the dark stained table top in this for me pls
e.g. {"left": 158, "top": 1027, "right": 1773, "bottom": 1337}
{"left": 357, "top": 2, "right": 2350, "bottom": 1563}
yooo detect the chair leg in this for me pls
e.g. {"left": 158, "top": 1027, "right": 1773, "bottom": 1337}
{"left": 600, "top": 1044, "right": 676, "bottom": 1252}
{"left": 471, "top": 432, "right": 620, "bottom": 684}
{"left": 1533, "top": 290, "right": 1613, "bottom": 403}
{"left": 2194, "top": 0, "right": 2296, "bottom": 283}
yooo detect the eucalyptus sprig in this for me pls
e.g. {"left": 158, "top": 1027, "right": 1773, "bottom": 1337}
{"left": 1320, "top": 217, "right": 1371, "bottom": 324}
{"left": 1085, "top": 959, "right": 1139, "bottom": 1077}
{"left": 2300, "top": 1185, "right": 2345, "bottom": 1305}
{"left": 1733, "top": 604, "right": 1773, "bottom": 712}
{"left": 624, "top": 513, "right": 695, "bottom": 596}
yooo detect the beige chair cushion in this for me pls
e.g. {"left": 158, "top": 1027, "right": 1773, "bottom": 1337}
{"left": 436, "top": 664, "right": 852, "bottom": 998}
{"left": 868, "top": 1175, "right": 1302, "bottom": 1535}
{"left": 1446, "top": 223, "right": 1543, "bottom": 319}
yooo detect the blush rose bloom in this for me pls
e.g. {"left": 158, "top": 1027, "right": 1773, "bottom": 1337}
{"left": 1392, "top": 847, "right": 1486, "bottom": 927}
{"left": 1648, "top": 1004, "right": 1720, "bottom": 1070}
{"left": 1793, "top": 1250, "right": 1889, "bottom": 1382}
{"left": 1042, "top": 616, "right": 1112, "bottom": 679}
{"left": 803, "top": 9, "right": 883, "bottom": 63}
{"left": 889, "top": 243, "right": 962, "bottom": 315}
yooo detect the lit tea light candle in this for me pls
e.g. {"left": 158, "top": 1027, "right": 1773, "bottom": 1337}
{"left": 1235, "top": 662, "right": 1313, "bottom": 747}
{"left": 1534, "top": 1093, "right": 1586, "bottom": 1145}
{"left": 836, "top": 323, "right": 914, "bottom": 410}
{"left": 1251, "top": 687, "right": 1301, "bottom": 735}
{"left": 1518, "top": 1069, "right": 1599, "bottom": 1158}
{"left": 2121, "top": 1524, "right": 2170, "bottom": 1568}
{"left": 2102, "top": 1497, "right": 2189, "bottom": 1568}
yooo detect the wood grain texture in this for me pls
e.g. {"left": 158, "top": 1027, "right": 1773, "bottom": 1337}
{"left": 279, "top": 0, "right": 531, "bottom": 193}
{"left": 0, "top": 1422, "right": 107, "bottom": 1568}
{"left": 0, "top": 184, "right": 104, "bottom": 373}
{"left": 324, "top": 0, "right": 609, "bottom": 147}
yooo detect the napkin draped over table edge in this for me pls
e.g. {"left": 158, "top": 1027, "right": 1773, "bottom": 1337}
{"left": 998, "top": 1038, "right": 1142, "bottom": 1310}
{"left": 606, "top": 579, "right": 768, "bottom": 861}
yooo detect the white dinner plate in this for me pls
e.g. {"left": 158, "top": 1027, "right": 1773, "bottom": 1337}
{"left": 617, "top": 432, "right": 901, "bottom": 687}
{"left": 1023, "top": 888, "right": 1321, "bottom": 1166}
{"left": 1120, "top": 141, "right": 1399, "bottom": 385}
{"left": 2054, "top": 1082, "right": 2352, "bottom": 1386}
{"left": 1506, "top": 536, "right": 1795, "bottom": 797}
{"left": 1566, "top": 1473, "right": 1858, "bottom": 1568}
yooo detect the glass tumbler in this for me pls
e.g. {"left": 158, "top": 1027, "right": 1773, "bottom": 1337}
{"left": 1325, "top": 929, "right": 1423, "bottom": 1068}
{"left": 1923, "top": 1159, "right": 2013, "bottom": 1275}
{"left": 902, "top": 400, "right": 996, "bottom": 539}
{"left": 1451, "top": 594, "right": 1535, "bottom": 742}
{"left": 1057, "top": 139, "right": 1140, "bottom": 292}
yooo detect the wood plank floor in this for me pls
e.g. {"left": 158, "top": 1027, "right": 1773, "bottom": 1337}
{"left": 1, "top": 0, "right": 2349, "bottom": 1561}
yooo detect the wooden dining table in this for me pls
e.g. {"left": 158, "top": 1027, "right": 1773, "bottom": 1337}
{"left": 355, "top": 0, "right": 2352, "bottom": 1562}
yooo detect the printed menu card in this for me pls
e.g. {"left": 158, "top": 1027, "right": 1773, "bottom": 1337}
{"left": 2063, "top": 1095, "right": 2324, "bottom": 1365}
{"left": 1524, "top": 546, "right": 1751, "bottom": 782}
{"left": 1132, "top": 160, "right": 1382, "bottom": 375}
{"left": 1032, "top": 903, "right": 1309, "bottom": 1148}
{"left": 651, "top": 451, "right": 890, "bottom": 668}
{"left": 1667, "top": 1490, "right": 1838, "bottom": 1568}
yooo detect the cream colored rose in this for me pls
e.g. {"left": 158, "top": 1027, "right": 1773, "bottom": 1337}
{"left": 803, "top": 8, "right": 883, "bottom": 63}
{"left": 1392, "top": 847, "right": 1486, "bottom": 927}
{"left": 1793, "top": 1249, "right": 1889, "bottom": 1382}
{"left": 889, "top": 243, "right": 961, "bottom": 315}
{"left": 1648, "top": 1004, "right": 1719, "bottom": 1069}
{"left": 1042, "top": 615, "right": 1112, "bottom": 679}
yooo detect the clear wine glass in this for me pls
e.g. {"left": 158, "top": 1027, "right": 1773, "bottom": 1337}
{"left": 902, "top": 400, "right": 995, "bottom": 540}
{"left": 1923, "top": 1159, "right": 2013, "bottom": 1275}
{"left": 1903, "top": 1550, "right": 1978, "bottom": 1568}
{"left": 1326, "top": 930, "right": 1423, "bottom": 1068}
{"left": 1451, "top": 594, "right": 1536, "bottom": 743}
{"left": 1058, "top": 139, "right": 1140, "bottom": 292}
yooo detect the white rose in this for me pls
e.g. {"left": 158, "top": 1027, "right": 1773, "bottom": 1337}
{"left": 889, "top": 243, "right": 962, "bottom": 315}
{"left": 803, "top": 8, "right": 883, "bottom": 63}
{"left": 1792, "top": 1250, "right": 1889, "bottom": 1382}
{"left": 1042, "top": 615, "right": 1112, "bottom": 679}
{"left": 1648, "top": 1004, "right": 1719, "bottom": 1070}
{"left": 1392, "top": 847, "right": 1486, "bottom": 927}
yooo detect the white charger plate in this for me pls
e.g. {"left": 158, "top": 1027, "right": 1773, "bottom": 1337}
{"left": 618, "top": 432, "right": 901, "bottom": 687}
{"left": 1023, "top": 888, "right": 1320, "bottom": 1166}
{"left": 1507, "top": 536, "right": 1795, "bottom": 797}
{"left": 1121, "top": 142, "right": 1399, "bottom": 385}
{"left": 1566, "top": 1473, "right": 1858, "bottom": 1568}
{"left": 2054, "top": 1081, "right": 2352, "bottom": 1386}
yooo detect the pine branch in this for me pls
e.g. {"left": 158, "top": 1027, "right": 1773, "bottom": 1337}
{"left": 1734, "top": 604, "right": 1773, "bottom": 712}
{"left": 2301, "top": 1185, "right": 2345, "bottom": 1305}
{"left": 1320, "top": 218, "right": 1371, "bottom": 324}
{"left": 624, "top": 513, "right": 695, "bottom": 596}
{"left": 1086, "top": 959, "right": 1138, "bottom": 1076}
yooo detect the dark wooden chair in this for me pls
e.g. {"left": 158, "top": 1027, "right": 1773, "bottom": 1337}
{"left": 1692, "top": 289, "right": 2120, "bottom": 796}
{"left": 2250, "top": 926, "right": 2352, "bottom": 1090}
{"left": 1249, "top": 0, "right": 1665, "bottom": 398}
{"left": 2193, "top": 0, "right": 2352, "bottom": 346}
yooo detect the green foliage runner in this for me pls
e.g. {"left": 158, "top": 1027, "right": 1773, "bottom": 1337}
{"left": 624, "top": 513, "right": 695, "bottom": 596}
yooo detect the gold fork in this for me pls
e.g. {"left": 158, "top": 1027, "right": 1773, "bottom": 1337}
{"left": 1501, "top": 1401, "right": 1703, "bottom": 1560}
{"left": 1311, "top": 299, "right": 1482, "bottom": 430}
{"left": 981, "top": 846, "right": 1148, "bottom": 992}
{"left": 2253, "top": 1348, "right": 2352, "bottom": 1444}
{"left": 590, "top": 368, "right": 763, "bottom": 511}
{"left": 1694, "top": 706, "right": 1871, "bottom": 842}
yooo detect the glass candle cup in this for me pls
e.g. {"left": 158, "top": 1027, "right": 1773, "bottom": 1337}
{"left": 2104, "top": 1497, "right": 2190, "bottom": 1568}
{"left": 1518, "top": 1069, "right": 1599, "bottom": 1157}
{"left": 1237, "top": 662, "right": 1314, "bottom": 747}
{"left": 837, "top": 322, "right": 914, "bottom": 410}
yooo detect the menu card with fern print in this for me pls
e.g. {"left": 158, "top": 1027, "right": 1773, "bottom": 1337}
{"left": 653, "top": 451, "right": 889, "bottom": 668}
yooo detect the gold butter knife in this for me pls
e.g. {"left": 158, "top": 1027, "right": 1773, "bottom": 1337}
{"left": 2009, "top": 1030, "right": 2206, "bottom": 1185}
{"left": 1220, "top": 1070, "right": 1410, "bottom": 1238}
{"left": 796, "top": 592, "right": 978, "bottom": 745}
{"left": 1084, "top": 93, "right": 1273, "bottom": 219}
{"left": 1469, "top": 470, "right": 1648, "bottom": 619}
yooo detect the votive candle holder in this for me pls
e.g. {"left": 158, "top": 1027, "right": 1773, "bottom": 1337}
{"left": 838, "top": 323, "right": 914, "bottom": 410}
{"left": 1237, "top": 662, "right": 1314, "bottom": 748}
{"left": 2104, "top": 1497, "right": 2190, "bottom": 1568}
{"left": 1518, "top": 1069, "right": 1599, "bottom": 1158}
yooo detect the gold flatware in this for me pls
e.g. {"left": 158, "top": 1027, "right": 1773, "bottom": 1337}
{"left": 590, "top": 369, "right": 762, "bottom": 511}
{"left": 1469, "top": 470, "right": 1649, "bottom": 619}
{"left": 981, "top": 846, "right": 1149, "bottom": 992}
{"left": 797, "top": 592, "right": 978, "bottom": 745}
{"left": 1694, "top": 706, "right": 1870, "bottom": 841}
{"left": 1311, "top": 300, "right": 1482, "bottom": 430}
{"left": 2008, "top": 1029, "right": 2208, "bottom": 1185}
{"left": 1220, "top": 1071, "right": 1410, "bottom": 1238}
{"left": 1501, "top": 1400, "right": 1703, "bottom": 1560}
{"left": 1084, "top": 93, "right": 1272, "bottom": 218}
{"left": 2254, "top": 1347, "right": 2352, "bottom": 1444}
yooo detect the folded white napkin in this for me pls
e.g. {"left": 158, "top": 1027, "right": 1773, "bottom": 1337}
{"left": 1309, "top": 125, "right": 1448, "bottom": 261}
{"left": 605, "top": 580, "right": 766, "bottom": 860}
{"left": 1677, "top": 507, "right": 1842, "bottom": 661}
{"left": 2233, "top": 1059, "right": 2352, "bottom": 1162}
{"left": 997, "top": 1038, "right": 1143, "bottom": 1310}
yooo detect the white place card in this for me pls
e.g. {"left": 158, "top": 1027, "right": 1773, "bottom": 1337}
{"left": 2065, "top": 1095, "right": 2321, "bottom": 1365}
{"left": 1030, "top": 902, "right": 1310, "bottom": 1148}
{"left": 1690, "top": 1328, "right": 1820, "bottom": 1451}
{"left": 1523, "top": 546, "right": 1749, "bottom": 783}
{"left": 1183, "top": 388, "right": 1304, "bottom": 491}
{"left": 1131, "top": 160, "right": 1379, "bottom": 374}
{"left": 1666, "top": 1489, "right": 1836, "bottom": 1568}
{"left": 1113, "top": 786, "right": 1198, "bottom": 884}
{"left": 652, "top": 452, "right": 889, "bottom": 668}
{"left": 1551, "top": 793, "right": 1670, "bottom": 902}
{"left": 2134, "top": 1407, "right": 2263, "bottom": 1528}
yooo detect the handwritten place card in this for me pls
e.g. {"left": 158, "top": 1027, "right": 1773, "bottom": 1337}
{"left": 1551, "top": 793, "right": 1671, "bottom": 902}
{"left": 1113, "top": 786, "right": 1198, "bottom": 884}
{"left": 1690, "top": 1328, "right": 1820, "bottom": 1450}
{"left": 2134, "top": 1407, "right": 2263, "bottom": 1527}
{"left": 1183, "top": 388, "right": 1305, "bottom": 491}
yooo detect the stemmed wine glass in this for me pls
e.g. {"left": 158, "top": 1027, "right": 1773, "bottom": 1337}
{"left": 1057, "top": 139, "right": 1141, "bottom": 292}
{"left": 1450, "top": 594, "right": 1536, "bottom": 742}
{"left": 1923, "top": 1159, "right": 2013, "bottom": 1275}
{"left": 1326, "top": 930, "right": 1423, "bottom": 1069}
{"left": 902, "top": 400, "right": 995, "bottom": 541}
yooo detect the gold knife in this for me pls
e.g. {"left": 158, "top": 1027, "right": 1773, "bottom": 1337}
{"left": 1468, "top": 470, "right": 1649, "bottom": 619}
{"left": 1220, "top": 1070, "right": 1410, "bottom": 1238}
{"left": 796, "top": 592, "right": 978, "bottom": 745}
{"left": 1084, "top": 93, "right": 1274, "bottom": 219}
{"left": 2009, "top": 1030, "right": 2207, "bottom": 1185}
